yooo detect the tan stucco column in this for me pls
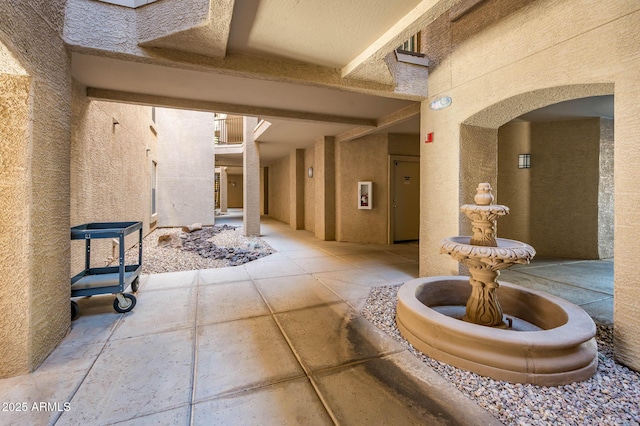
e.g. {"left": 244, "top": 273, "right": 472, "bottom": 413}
{"left": 1, "top": 34, "right": 71, "bottom": 377}
{"left": 290, "top": 149, "right": 305, "bottom": 230}
{"left": 614, "top": 71, "right": 640, "bottom": 372}
{"left": 220, "top": 166, "right": 228, "bottom": 213}
{"left": 314, "top": 136, "right": 335, "bottom": 240}
{"left": 243, "top": 116, "right": 260, "bottom": 236}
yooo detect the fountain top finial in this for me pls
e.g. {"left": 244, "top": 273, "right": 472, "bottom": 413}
{"left": 474, "top": 183, "right": 494, "bottom": 206}
{"left": 460, "top": 182, "right": 509, "bottom": 246}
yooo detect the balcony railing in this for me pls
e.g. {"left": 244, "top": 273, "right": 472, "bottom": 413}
{"left": 214, "top": 117, "right": 243, "bottom": 144}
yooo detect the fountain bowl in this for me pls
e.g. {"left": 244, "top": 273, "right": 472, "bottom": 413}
{"left": 396, "top": 276, "right": 598, "bottom": 386}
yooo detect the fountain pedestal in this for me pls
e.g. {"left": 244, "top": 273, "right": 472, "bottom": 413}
{"left": 440, "top": 183, "right": 535, "bottom": 327}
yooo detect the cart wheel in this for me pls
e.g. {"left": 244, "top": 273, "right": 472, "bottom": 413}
{"left": 71, "top": 301, "right": 79, "bottom": 321}
{"left": 113, "top": 293, "right": 137, "bottom": 313}
{"left": 131, "top": 277, "right": 140, "bottom": 293}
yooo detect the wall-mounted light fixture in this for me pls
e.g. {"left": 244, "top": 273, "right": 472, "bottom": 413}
{"left": 518, "top": 154, "right": 531, "bottom": 169}
{"left": 429, "top": 96, "right": 452, "bottom": 111}
{"left": 308, "top": 167, "right": 314, "bottom": 178}
{"left": 231, "top": 181, "right": 236, "bottom": 187}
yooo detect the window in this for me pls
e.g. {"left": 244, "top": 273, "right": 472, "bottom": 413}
{"left": 151, "top": 161, "right": 157, "bottom": 215}
{"left": 397, "top": 32, "right": 421, "bottom": 54}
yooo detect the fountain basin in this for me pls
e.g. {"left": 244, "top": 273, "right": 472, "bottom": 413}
{"left": 396, "top": 276, "right": 597, "bottom": 386}
{"left": 441, "top": 237, "right": 536, "bottom": 267}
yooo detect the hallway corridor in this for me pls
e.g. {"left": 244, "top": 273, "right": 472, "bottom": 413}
{"left": 0, "top": 216, "right": 620, "bottom": 425}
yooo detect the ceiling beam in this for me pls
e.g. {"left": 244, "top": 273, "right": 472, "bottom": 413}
{"left": 335, "top": 102, "right": 420, "bottom": 143}
{"left": 87, "top": 87, "right": 378, "bottom": 127}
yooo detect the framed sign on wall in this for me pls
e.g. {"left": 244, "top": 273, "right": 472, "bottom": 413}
{"left": 358, "top": 181, "right": 372, "bottom": 209}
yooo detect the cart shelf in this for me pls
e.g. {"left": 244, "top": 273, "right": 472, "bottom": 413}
{"left": 70, "top": 221, "right": 143, "bottom": 319}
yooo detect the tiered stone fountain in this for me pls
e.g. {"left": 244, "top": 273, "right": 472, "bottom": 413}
{"left": 396, "top": 183, "right": 597, "bottom": 385}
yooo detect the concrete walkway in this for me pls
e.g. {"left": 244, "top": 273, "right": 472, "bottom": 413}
{"left": 0, "top": 215, "right": 612, "bottom": 425}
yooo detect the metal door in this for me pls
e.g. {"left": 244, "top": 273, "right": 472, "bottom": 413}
{"left": 392, "top": 160, "right": 420, "bottom": 241}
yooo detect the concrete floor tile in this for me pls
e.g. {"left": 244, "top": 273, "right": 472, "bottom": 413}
{"left": 35, "top": 341, "right": 104, "bottom": 376}
{"left": 57, "top": 329, "right": 194, "bottom": 425}
{"left": 141, "top": 269, "right": 198, "bottom": 291}
{"left": 112, "top": 405, "right": 191, "bottom": 425}
{"left": 195, "top": 316, "right": 304, "bottom": 401}
{"left": 365, "top": 262, "right": 419, "bottom": 285}
{"left": 251, "top": 252, "right": 287, "bottom": 262}
{"left": 516, "top": 261, "right": 613, "bottom": 294}
{"left": 192, "top": 378, "right": 332, "bottom": 425}
{"left": 316, "top": 244, "right": 378, "bottom": 256}
{"left": 339, "top": 251, "right": 414, "bottom": 268}
{"left": 581, "top": 297, "right": 614, "bottom": 325}
{"left": 254, "top": 275, "right": 342, "bottom": 312}
{"left": 292, "top": 255, "right": 357, "bottom": 273}
{"left": 312, "top": 351, "right": 501, "bottom": 426}
{"left": 0, "top": 373, "right": 78, "bottom": 426}
{"left": 279, "top": 248, "right": 332, "bottom": 259}
{"left": 345, "top": 297, "right": 368, "bottom": 311}
{"left": 314, "top": 269, "right": 389, "bottom": 300}
{"left": 386, "top": 246, "right": 420, "bottom": 261}
{"left": 110, "top": 287, "right": 196, "bottom": 340}
{"left": 509, "top": 257, "right": 573, "bottom": 269}
{"left": 274, "top": 302, "right": 404, "bottom": 372}
{"left": 0, "top": 342, "right": 105, "bottom": 426}
{"left": 260, "top": 238, "right": 315, "bottom": 252}
{"left": 66, "top": 297, "right": 123, "bottom": 346}
{"left": 244, "top": 259, "right": 308, "bottom": 279}
{"left": 197, "top": 280, "right": 270, "bottom": 325}
{"left": 499, "top": 270, "right": 612, "bottom": 307}
{"left": 198, "top": 265, "right": 251, "bottom": 285}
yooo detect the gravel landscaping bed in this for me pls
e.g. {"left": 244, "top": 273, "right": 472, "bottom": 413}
{"left": 361, "top": 285, "right": 640, "bottom": 426}
{"left": 125, "top": 225, "right": 275, "bottom": 274}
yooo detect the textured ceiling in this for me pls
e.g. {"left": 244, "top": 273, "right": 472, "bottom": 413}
{"left": 227, "top": 0, "right": 423, "bottom": 68}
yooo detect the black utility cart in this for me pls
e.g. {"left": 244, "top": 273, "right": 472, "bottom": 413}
{"left": 70, "top": 221, "right": 142, "bottom": 319}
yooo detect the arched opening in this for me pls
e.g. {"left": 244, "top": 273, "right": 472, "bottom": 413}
{"left": 458, "top": 84, "right": 615, "bottom": 326}
{"left": 459, "top": 84, "right": 614, "bottom": 259}
{"left": 497, "top": 95, "right": 614, "bottom": 259}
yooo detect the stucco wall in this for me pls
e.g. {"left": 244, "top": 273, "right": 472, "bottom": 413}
{"left": 420, "top": 0, "right": 640, "bottom": 369}
{"left": 0, "top": 1, "right": 71, "bottom": 377}
{"left": 267, "top": 154, "right": 290, "bottom": 224}
{"left": 498, "top": 119, "right": 603, "bottom": 259}
{"left": 336, "top": 134, "right": 389, "bottom": 244}
{"left": 70, "top": 86, "right": 159, "bottom": 273}
{"left": 599, "top": 118, "right": 614, "bottom": 259}
{"left": 530, "top": 119, "right": 601, "bottom": 258}
{"left": 227, "top": 174, "right": 243, "bottom": 208}
{"left": 388, "top": 133, "right": 420, "bottom": 156}
{"left": 497, "top": 121, "right": 531, "bottom": 245}
{"left": 156, "top": 107, "right": 215, "bottom": 227}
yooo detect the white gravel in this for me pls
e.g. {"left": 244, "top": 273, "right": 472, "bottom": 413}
{"left": 125, "top": 226, "right": 274, "bottom": 274}
{"left": 361, "top": 285, "right": 640, "bottom": 426}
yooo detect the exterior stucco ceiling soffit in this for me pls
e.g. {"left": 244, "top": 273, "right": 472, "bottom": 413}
{"left": 335, "top": 102, "right": 421, "bottom": 143}
{"left": 341, "top": 0, "right": 458, "bottom": 84}
{"left": 86, "top": 88, "right": 378, "bottom": 127}
{"left": 137, "top": 0, "right": 235, "bottom": 59}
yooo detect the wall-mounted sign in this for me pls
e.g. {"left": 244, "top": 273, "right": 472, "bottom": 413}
{"left": 429, "top": 96, "right": 452, "bottom": 111}
{"left": 358, "top": 181, "right": 372, "bottom": 210}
